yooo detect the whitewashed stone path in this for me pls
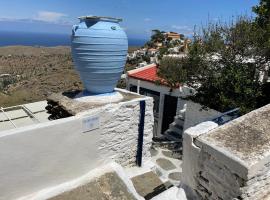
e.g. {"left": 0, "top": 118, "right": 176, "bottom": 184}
{"left": 150, "top": 147, "right": 182, "bottom": 186}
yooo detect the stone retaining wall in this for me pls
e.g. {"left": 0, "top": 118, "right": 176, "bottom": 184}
{"left": 98, "top": 96, "right": 154, "bottom": 166}
{"left": 182, "top": 104, "right": 270, "bottom": 200}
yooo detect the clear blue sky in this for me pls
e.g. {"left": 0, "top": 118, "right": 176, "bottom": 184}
{"left": 0, "top": 0, "right": 259, "bottom": 39}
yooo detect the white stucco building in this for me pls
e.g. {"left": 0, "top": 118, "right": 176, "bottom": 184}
{"left": 126, "top": 64, "right": 220, "bottom": 138}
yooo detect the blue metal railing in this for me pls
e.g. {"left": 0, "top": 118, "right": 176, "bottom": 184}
{"left": 211, "top": 108, "right": 240, "bottom": 125}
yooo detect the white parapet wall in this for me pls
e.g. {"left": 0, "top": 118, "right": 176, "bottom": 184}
{"left": 183, "top": 101, "right": 220, "bottom": 130}
{"left": 0, "top": 90, "right": 154, "bottom": 200}
{"left": 182, "top": 104, "right": 270, "bottom": 200}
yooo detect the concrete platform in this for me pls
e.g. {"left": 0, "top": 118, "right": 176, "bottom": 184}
{"left": 0, "top": 101, "right": 50, "bottom": 132}
{"left": 24, "top": 101, "right": 48, "bottom": 113}
{"left": 74, "top": 90, "right": 124, "bottom": 104}
{"left": 46, "top": 88, "right": 142, "bottom": 117}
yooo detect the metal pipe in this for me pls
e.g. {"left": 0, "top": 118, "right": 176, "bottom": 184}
{"left": 0, "top": 107, "right": 17, "bottom": 128}
{"left": 21, "top": 105, "right": 40, "bottom": 123}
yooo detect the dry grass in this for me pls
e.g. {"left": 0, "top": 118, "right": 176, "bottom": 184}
{"left": 0, "top": 46, "right": 82, "bottom": 107}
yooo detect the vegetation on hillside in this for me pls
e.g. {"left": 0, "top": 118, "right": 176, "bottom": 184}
{"left": 145, "top": 30, "right": 165, "bottom": 48}
{"left": 158, "top": 0, "right": 270, "bottom": 114}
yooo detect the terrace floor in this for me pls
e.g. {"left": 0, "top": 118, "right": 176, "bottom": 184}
{"left": 0, "top": 101, "right": 50, "bottom": 132}
{"left": 124, "top": 146, "right": 183, "bottom": 199}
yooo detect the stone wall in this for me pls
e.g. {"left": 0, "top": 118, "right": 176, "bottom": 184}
{"left": 97, "top": 96, "right": 154, "bottom": 166}
{"left": 182, "top": 104, "right": 270, "bottom": 200}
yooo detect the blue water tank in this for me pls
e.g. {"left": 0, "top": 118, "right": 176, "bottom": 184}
{"left": 71, "top": 16, "right": 128, "bottom": 94}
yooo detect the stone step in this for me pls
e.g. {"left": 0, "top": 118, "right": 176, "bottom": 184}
{"left": 48, "top": 163, "right": 141, "bottom": 200}
{"left": 174, "top": 114, "right": 184, "bottom": 121}
{"left": 161, "top": 149, "right": 182, "bottom": 160}
{"left": 174, "top": 117, "right": 185, "bottom": 126}
{"left": 131, "top": 171, "right": 173, "bottom": 200}
{"left": 169, "top": 123, "right": 183, "bottom": 133}
{"left": 176, "top": 119, "right": 184, "bottom": 126}
{"left": 152, "top": 138, "right": 182, "bottom": 151}
{"left": 164, "top": 131, "right": 182, "bottom": 142}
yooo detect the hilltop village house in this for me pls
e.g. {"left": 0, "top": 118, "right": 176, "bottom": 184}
{"left": 164, "top": 31, "right": 181, "bottom": 40}
{"left": 126, "top": 63, "right": 220, "bottom": 138}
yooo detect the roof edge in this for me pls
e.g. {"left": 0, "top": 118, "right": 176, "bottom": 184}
{"left": 127, "top": 63, "right": 157, "bottom": 75}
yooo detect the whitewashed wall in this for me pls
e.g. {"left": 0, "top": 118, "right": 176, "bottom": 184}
{"left": 181, "top": 121, "right": 218, "bottom": 200}
{"left": 183, "top": 101, "right": 220, "bottom": 130}
{"left": 0, "top": 95, "right": 153, "bottom": 200}
{"left": 98, "top": 96, "right": 154, "bottom": 166}
{"left": 182, "top": 104, "right": 270, "bottom": 200}
{"left": 127, "top": 76, "right": 220, "bottom": 136}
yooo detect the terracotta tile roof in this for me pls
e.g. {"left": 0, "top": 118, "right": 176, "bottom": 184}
{"left": 128, "top": 64, "right": 161, "bottom": 83}
{"left": 127, "top": 64, "right": 181, "bottom": 88}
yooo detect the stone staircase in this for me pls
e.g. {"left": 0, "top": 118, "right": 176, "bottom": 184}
{"left": 164, "top": 115, "right": 184, "bottom": 142}
{"left": 163, "top": 104, "right": 186, "bottom": 142}
{"left": 152, "top": 104, "right": 186, "bottom": 153}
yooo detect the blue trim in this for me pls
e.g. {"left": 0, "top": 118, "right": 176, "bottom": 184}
{"left": 136, "top": 100, "right": 146, "bottom": 167}
{"left": 211, "top": 108, "right": 240, "bottom": 125}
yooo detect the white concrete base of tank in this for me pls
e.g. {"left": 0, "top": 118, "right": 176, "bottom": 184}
{"left": 74, "top": 90, "right": 124, "bottom": 104}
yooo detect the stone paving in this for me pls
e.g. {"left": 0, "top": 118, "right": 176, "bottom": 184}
{"left": 150, "top": 147, "right": 182, "bottom": 186}
{"left": 131, "top": 171, "right": 172, "bottom": 200}
{"left": 49, "top": 172, "right": 137, "bottom": 200}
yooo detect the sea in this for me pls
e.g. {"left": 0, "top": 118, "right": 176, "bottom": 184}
{"left": 0, "top": 31, "right": 147, "bottom": 47}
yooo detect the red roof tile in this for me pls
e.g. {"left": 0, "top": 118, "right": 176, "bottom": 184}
{"left": 127, "top": 64, "right": 181, "bottom": 88}
{"left": 128, "top": 65, "right": 161, "bottom": 83}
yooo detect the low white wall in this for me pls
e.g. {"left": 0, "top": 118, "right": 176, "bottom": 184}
{"left": 182, "top": 104, "right": 270, "bottom": 200}
{"left": 98, "top": 96, "right": 154, "bottom": 166}
{"left": 0, "top": 94, "right": 154, "bottom": 200}
{"left": 181, "top": 121, "right": 218, "bottom": 200}
{"left": 183, "top": 101, "right": 220, "bottom": 130}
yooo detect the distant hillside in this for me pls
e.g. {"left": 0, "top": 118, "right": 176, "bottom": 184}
{"left": 0, "top": 45, "right": 70, "bottom": 56}
{"left": 0, "top": 46, "right": 81, "bottom": 107}
{"left": 0, "top": 46, "right": 136, "bottom": 107}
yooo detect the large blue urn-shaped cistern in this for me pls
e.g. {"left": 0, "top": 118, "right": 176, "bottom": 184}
{"left": 71, "top": 16, "right": 128, "bottom": 94}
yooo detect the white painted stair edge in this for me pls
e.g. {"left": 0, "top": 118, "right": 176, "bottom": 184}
{"left": 165, "top": 104, "right": 186, "bottom": 137}
{"left": 150, "top": 186, "right": 187, "bottom": 200}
